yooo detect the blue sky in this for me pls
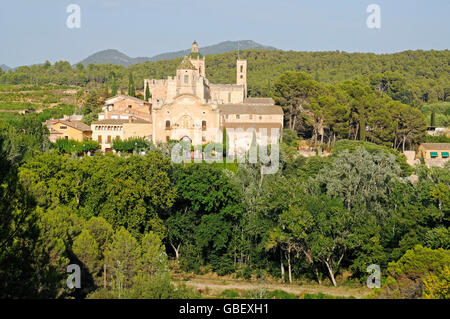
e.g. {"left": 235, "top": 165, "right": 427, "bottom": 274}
{"left": 1, "top": 0, "right": 449, "bottom": 67}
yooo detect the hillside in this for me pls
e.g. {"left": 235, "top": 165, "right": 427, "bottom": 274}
{"left": 2, "top": 49, "right": 449, "bottom": 107}
{"left": 78, "top": 40, "right": 277, "bottom": 66}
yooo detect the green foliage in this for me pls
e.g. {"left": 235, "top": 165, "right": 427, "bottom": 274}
{"left": 423, "top": 266, "right": 450, "bottom": 299}
{"left": 144, "top": 83, "right": 151, "bottom": 101}
{"left": 303, "top": 292, "right": 352, "bottom": 299}
{"left": 104, "top": 227, "right": 141, "bottom": 288}
{"left": 2, "top": 50, "right": 448, "bottom": 105}
{"left": 54, "top": 138, "right": 99, "bottom": 154}
{"left": 383, "top": 245, "right": 450, "bottom": 298}
{"left": 128, "top": 72, "right": 135, "bottom": 97}
{"left": 425, "top": 135, "right": 450, "bottom": 143}
{"left": 18, "top": 150, "right": 176, "bottom": 237}
{"left": 112, "top": 137, "right": 151, "bottom": 153}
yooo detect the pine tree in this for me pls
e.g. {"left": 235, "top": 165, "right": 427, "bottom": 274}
{"left": 145, "top": 83, "right": 151, "bottom": 101}
{"left": 128, "top": 72, "right": 135, "bottom": 97}
{"left": 359, "top": 106, "right": 366, "bottom": 141}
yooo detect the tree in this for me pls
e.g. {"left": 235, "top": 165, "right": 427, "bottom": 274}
{"left": 165, "top": 209, "right": 196, "bottom": 260}
{"left": 431, "top": 110, "right": 436, "bottom": 127}
{"left": 111, "top": 74, "right": 118, "bottom": 97}
{"left": 104, "top": 227, "right": 141, "bottom": 289}
{"left": 313, "top": 147, "right": 401, "bottom": 215}
{"left": 73, "top": 230, "right": 101, "bottom": 275}
{"left": 141, "top": 231, "right": 166, "bottom": 277}
{"left": 301, "top": 196, "right": 355, "bottom": 286}
{"left": 272, "top": 71, "right": 322, "bottom": 131}
{"left": 145, "top": 83, "right": 151, "bottom": 101}
{"left": 128, "top": 72, "right": 135, "bottom": 97}
{"left": 423, "top": 266, "right": 450, "bottom": 299}
{"left": 384, "top": 245, "right": 450, "bottom": 298}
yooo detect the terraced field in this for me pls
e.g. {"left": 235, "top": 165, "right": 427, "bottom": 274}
{"left": 0, "top": 84, "right": 78, "bottom": 113}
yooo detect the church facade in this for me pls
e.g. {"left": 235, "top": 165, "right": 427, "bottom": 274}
{"left": 92, "top": 41, "right": 283, "bottom": 153}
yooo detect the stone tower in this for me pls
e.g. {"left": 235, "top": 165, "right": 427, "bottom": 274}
{"left": 189, "top": 41, "right": 206, "bottom": 77}
{"left": 236, "top": 59, "right": 247, "bottom": 98}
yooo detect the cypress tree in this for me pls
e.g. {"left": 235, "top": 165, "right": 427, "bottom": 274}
{"left": 431, "top": 110, "right": 436, "bottom": 127}
{"left": 128, "top": 72, "right": 135, "bottom": 97}
{"left": 145, "top": 83, "right": 151, "bottom": 101}
{"left": 111, "top": 75, "right": 118, "bottom": 97}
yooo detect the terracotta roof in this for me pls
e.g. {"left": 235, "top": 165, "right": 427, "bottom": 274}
{"left": 420, "top": 143, "right": 450, "bottom": 150}
{"left": 54, "top": 120, "right": 91, "bottom": 132}
{"left": 104, "top": 95, "right": 149, "bottom": 105}
{"left": 49, "top": 127, "right": 62, "bottom": 134}
{"left": 219, "top": 104, "right": 283, "bottom": 115}
{"left": 91, "top": 118, "right": 151, "bottom": 125}
{"left": 223, "top": 123, "right": 282, "bottom": 131}
{"left": 244, "top": 97, "right": 275, "bottom": 105}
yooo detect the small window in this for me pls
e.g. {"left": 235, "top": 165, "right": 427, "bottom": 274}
{"left": 202, "top": 136, "right": 206, "bottom": 142}
{"left": 184, "top": 75, "right": 189, "bottom": 84}
{"left": 59, "top": 125, "right": 67, "bottom": 129}
{"left": 225, "top": 115, "right": 229, "bottom": 120}
{"left": 107, "top": 136, "right": 111, "bottom": 143}
{"left": 165, "top": 120, "right": 171, "bottom": 130}
{"left": 64, "top": 136, "right": 68, "bottom": 140}
{"left": 240, "top": 65, "right": 243, "bottom": 73}
{"left": 98, "top": 136, "right": 102, "bottom": 143}
{"left": 202, "top": 120, "right": 207, "bottom": 131}
{"left": 236, "top": 114, "right": 240, "bottom": 119}
{"left": 240, "top": 75, "right": 243, "bottom": 79}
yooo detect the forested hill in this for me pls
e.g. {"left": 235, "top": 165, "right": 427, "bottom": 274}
{"left": 78, "top": 40, "right": 277, "bottom": 66}
{"left": 1, "top": 49, "right": 449, "bottom": 106}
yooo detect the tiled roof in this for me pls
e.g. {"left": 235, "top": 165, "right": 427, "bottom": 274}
{"left": 104, "top": 95, "right": 148, "bottom": 105}
{"left": 91, "top": 118, "right": 151, "bottom": 125}
{"left": 219, "top": 104, "right": 283, "bottom": 115}
{"left": 223, "top": 122, "right": 282, "bottom": 129}
{"left": 244, "top": 97, "right": 275, "bottom": 105}
{"left": 420, "top": 143, "right": 450, "bottom": 150}
{"left": 54, "top": 120, "right": 92, "bottom": 132}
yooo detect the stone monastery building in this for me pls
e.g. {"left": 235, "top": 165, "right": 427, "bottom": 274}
{"left": 91, "top": 41, "right": 283, "bottom": 152}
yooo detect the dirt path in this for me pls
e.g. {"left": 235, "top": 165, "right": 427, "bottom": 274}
{"left": 178, "top": 277, "right": 371, "bottom": 299}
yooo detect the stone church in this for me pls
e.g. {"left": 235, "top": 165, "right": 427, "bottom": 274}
{"left": 92, "top": 41, "right": 283, "bottom": 153}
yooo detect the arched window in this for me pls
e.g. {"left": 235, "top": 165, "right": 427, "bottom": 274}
{"left": 202, "top": 120, "right": 207, "bottom": 131}
{"left": 165, "top": 120, "right": 171, "bottom": 130}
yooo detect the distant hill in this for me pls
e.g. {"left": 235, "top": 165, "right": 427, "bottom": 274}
{"left": 0, "top": 64, "right": 11, "bottom": 72}
{"left": 78, "top": 40, "right": 278, "bottom": 66}
{"left": 148, "top": 40, "right": 277, "bottom": 62}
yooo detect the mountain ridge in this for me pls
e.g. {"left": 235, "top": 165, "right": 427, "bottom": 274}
{"left": 78, "top": 40, "right": 278, "bottom": 66}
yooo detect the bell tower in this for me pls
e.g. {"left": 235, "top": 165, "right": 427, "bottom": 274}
{"left": 236, "top": 59, "right": 247, "bottom": 98}
{"left": 189, "top": 40, "right": 206, "bottom": 77}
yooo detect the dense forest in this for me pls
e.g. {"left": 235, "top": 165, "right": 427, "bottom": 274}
{"left": 1, "top": 49, "right": 449, "bottom": 106}
{"left": 0, "top": 114, "right": 448, "bottom": 298}
{"left": 0, "top": 48, "right": 449, "bottom": 299}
